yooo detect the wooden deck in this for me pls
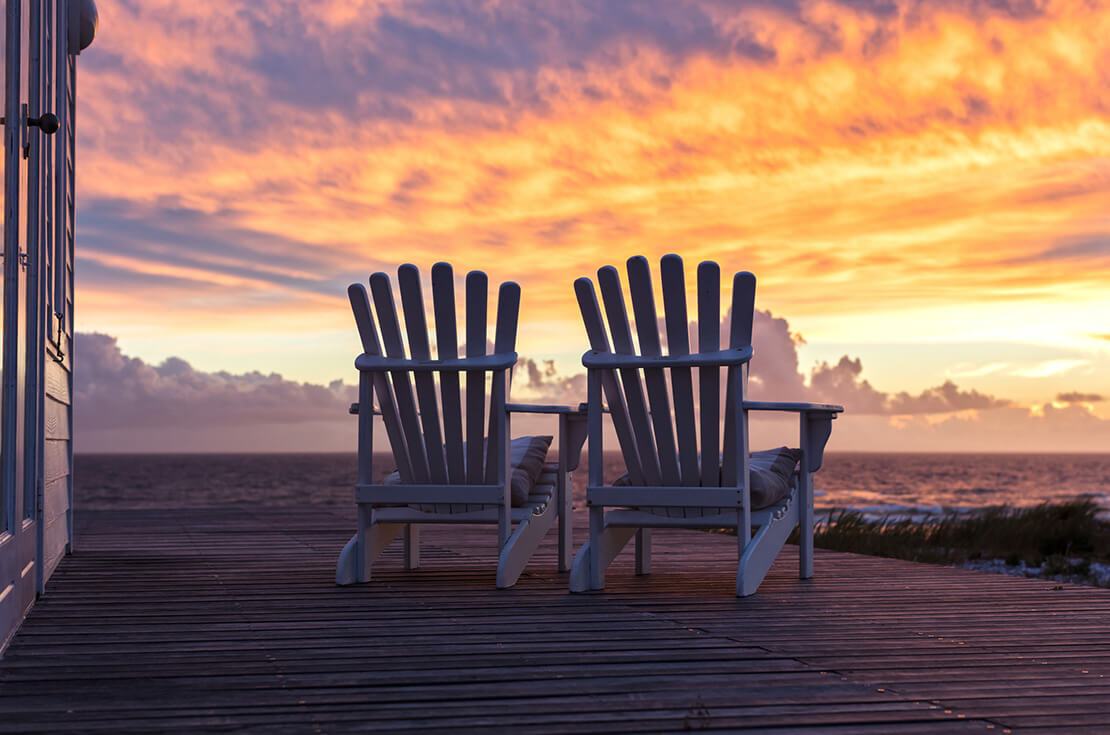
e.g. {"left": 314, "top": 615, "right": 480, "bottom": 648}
{"left": 2, "top": 507, "right": 1110, "bottom": 733}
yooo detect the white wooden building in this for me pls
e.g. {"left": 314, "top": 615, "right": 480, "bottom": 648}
{"left": 0, "top": 0, "right": 96, "bottom": 650}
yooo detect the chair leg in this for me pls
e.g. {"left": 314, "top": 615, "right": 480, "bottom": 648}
{"left": 404, "top": 524, "right": 421, "bottom": 570}
{"left": 737, "top": 502, "right": 799, "bottom": 597}
{"left": 588, "top": 506, "right": 605, "bottom": 589}
{"left": 635, "top": 528, "right": 652, "bottom": 575}
{"left": 557, "top": 468, "right": 572, "bottom": 573}
{"left": 497, "top": 504, "right": 558, "bottom": 588}
{"left": 336, "top": 510, "right": 403, "bottom": 585}
{"left": 799, "top": 472, "right": 814, "bottom": 580}
{"left": 570, "top": 511, "right": 637, "bottom": 593}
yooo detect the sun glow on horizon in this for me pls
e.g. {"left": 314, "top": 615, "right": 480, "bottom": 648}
{"left": 69, "top": 0, "right": 1110, "bottom": 446}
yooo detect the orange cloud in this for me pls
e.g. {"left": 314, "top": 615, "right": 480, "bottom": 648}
{"left": 73, "top": 1, "right": 1109, "bottom": 417}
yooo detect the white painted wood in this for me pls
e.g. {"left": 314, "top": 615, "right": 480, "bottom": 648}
{"left": 340, "top": 263, "right": 573, "bottom": 589}
{"left": 738, "top": 494, "right": 800, "bottom": 597}
{"left": 465, "top": 271, "right": 487, "bottom": 484}
{"left": 496, "top": 499, "right": 557, "bottom": 588}
{"left": 485, "top": 282, "right": 520, "bottom": 485}
{"left": 574, "top": 277, "right": 643, "bottom": 484}
{"left": 404, "top": 525, "right": 420, "bottom": 570}
{"left": 722, "top": 271, "right": 755, "bottom": 489}
{"left": 398, "top": 264, "right": 448, "bottom": 483}
{"left": 660, "top": 254, "right": 698, "bottom": 486}
{"left": 696, "top": 261, "right": 721, "bottom": 487}
{"left": 570, "top": 522, "right": 637, "bottom": 592}
{"left": 370, "top": 272, "right": 431, "bottom": 482}
{"left": 432, "top": 263, "right": 466, "bottom": 483}
{"left": 349, "top": 284, "right": 413, "bottom": 482}
{"left": 355, "top": 484, "right": 506, "bottom": 505}
{"left": 44, "top": 357, "right": 69, "bottom": 403}
{"left": 335, "top": 520, "right": 403, "bottom": 585}
{"left": 570, "top": 256, "right": 841, "bottom": 597}
{"left": 43, "top": 396, "right": 68, "bottom": 440}
{"left": 627, "top": 255, "right": 680, "bottom": 485}
{"left": 42, "top": 476, "right": 69, "bottom": 525}
{"left": 588, "top": 485, "right": 744, "bottom": 507}
{"left": 43, "top": 438, "right": 68, "bottom": 483}
{"left": 635, "top": 528, "right": 652, "bottom": 576}
{"left": 600, "top": 503, "right": 784, "bottom": 529}
{"left": 597, "top": 265, "right": 662, "bottom": 485}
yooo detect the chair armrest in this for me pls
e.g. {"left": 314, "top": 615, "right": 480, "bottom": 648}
{"left": 506, "top": 403, "right": 586, "bottom": 415}
{"left": 743, "top": 400, "right": 843, "bottom": 414}
{"left": 742, "top": 401, "right": 842, "bottom": 472}
{"left": 505, "top": 404, "right": 588, "bottom": 473}
{"left": 355, "top": 351, "right": 517, "bottom": 372}
{"left": 582, "top": 346, "right": 752, "bottom": 370}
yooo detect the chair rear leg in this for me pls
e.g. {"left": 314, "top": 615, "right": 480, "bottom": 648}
{"left": 557, "top": 467, "right": 572, "bottom": 573}
{"left": 404, "top": 524, "right": 421, "bottom": 570}
{"left": 799, "top": 472, "right": 815, "bottom": 579}
{"left": 635, "top": 528, "right": 652, "bottom": 575}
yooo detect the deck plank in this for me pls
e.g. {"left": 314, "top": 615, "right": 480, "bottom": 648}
{"left": 2, "top": 506, "right": 1109, "bottom": 732}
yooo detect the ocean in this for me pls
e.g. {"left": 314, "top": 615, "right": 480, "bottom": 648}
{"left": 75, "top": 452, "right": 1110, "bottom": 517}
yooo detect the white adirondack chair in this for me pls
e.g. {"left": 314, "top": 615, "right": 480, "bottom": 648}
{"left": 568, "top": 254, "right": 843, "bottom": 597}
{"left": 336, "top": 262, "right": 586, "bottom": 588}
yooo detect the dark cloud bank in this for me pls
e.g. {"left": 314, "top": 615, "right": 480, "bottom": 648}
{"left": 75, "top": 308, "right": 1015, "bottom": 453}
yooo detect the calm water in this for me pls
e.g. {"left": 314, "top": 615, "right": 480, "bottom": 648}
{"left": 75, "top": 452, "right": 1110, "bottom": 516}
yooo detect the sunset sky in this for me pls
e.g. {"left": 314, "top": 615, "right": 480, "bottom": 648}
{"left": 74, "top": 0, "right": 1109, "bottom": 452}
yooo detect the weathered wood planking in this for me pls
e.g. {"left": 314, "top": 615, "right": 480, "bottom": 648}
{"left": 2, "top": 506, "right": 1110, "bottom": 733}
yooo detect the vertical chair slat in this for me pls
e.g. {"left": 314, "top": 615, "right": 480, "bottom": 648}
{"left": 722, "top": 271, "right": 756, "bottom": 488}
{"left": 369, "top": 272, "right": 431, "bottom": 482}
{"left": 660, "top": 254, "right": 699, "bottom": 486}
{"left": 574, "top": 278, "right": 644, "bottom": 486}
{"left": 598, "top": 265, "right": 662, "bottom": 486}
{"left": 465, "top": 271, "right": 488, "bottom": 484}
{"left": 485, "top": 282, "right": 521, "bottom": 484}
{"left": 432, "top": 263, "right": 466, "bottom": 484}
{"left": 697, "top": 262, "right": 721, "bottom": 487}
{"left": 349, "top": 284, "right": 413, "bottom": 482}
{"left": 627, "top": 256, "right": 681, "bottom": 486}
{"left": 398, "top": 264, "right": 449, "bottom": 484}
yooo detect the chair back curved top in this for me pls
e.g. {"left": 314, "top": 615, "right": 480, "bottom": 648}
{"left": 574, "top": 254, "right": 755, "bottom": 488}
{"left": 349, "top": 262, "right": 520, "bottom": 486}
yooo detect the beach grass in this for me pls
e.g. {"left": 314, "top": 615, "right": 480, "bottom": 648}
{"left": 800, "top": 498, "right": 1110, "bottom": 585}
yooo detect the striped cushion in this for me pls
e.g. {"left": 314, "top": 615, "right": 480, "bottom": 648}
{"left": 616, "top": 447, "right": 800, "bottom": 517}
{"left": 383, "top": 435, "right": 553, "bottom": 513}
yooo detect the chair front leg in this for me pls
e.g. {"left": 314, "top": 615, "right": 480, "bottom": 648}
{"left": 635, "top": 528, "right": 652, "bottom": 575}
{"left": 557, "top": 414, "right": 572, "bottom": 572}
{"left": 404, "top": 524, "right": 421, "bottom": 570}
{"left": 798, "top": 411, "right": 828, "bottom": 580}
{"left": 798, "top": 470, "right": 814, "bottom": 579}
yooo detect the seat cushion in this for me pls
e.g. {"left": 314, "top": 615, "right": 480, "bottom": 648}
{"left": 616, "top": 446, "right": 801, "bottom": 517}
{"left": 384, "top": 435, "right": 553, "bottom": 510}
